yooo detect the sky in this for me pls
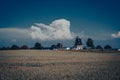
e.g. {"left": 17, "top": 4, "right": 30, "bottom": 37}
{"left": 0, "top": 0, "right": 120, "bottom": 48}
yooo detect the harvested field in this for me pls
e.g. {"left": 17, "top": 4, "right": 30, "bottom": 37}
{"left": 0, "top": 50, "right": 120, "bottom": 80}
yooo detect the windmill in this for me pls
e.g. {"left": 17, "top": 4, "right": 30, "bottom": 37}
{"left": 74, "top": 36, "right": 84, "bottom": 50}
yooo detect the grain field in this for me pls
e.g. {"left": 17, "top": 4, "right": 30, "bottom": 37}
{"left": 0, "top": 50, "right": 120, "bottom": 80}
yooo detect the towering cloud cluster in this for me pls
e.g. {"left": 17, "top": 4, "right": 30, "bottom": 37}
{"left": 30, "top": 19, "right": 74, "bottom": 40}
{"left": 112, "top": 31, "right": 120, "bottom": 38}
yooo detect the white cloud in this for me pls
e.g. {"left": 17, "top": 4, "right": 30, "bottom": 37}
{"left": 0, "top": 19, "right": 75, "bottom": 42}
{"left": 30, "top": 19, "right": 74, "bottom": 40}
{"left": 0, "top": 19, "right": 113, "bottom": 43}
{"left": 111, "top": 31, "right": 120, "bottom": 38}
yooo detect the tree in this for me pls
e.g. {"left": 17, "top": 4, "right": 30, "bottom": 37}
{"left": 86, "top": 38, "right": 95, "bottom": 49}
{"left": 34, "top": 42, "right": 43, "bottom": 49}
{"left": 11, "top": 45, "right": 19, "bottom": 50}
{"left": 96, "top": 45, "right": 103, "bottom": 49}
{"left": 104, "top": 45, "right": 112, "bottom": 50}
{"left": 21, "top": 45, "right": 29, "bottom": 49}
{"left": 50, "top": 45, "right": 57, "bottom": 50}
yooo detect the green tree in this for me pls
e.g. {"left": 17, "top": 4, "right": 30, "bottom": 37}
{"left": 11, "top": 45, "right": 19, "bottom": 50}
{"left": 50, "top": 45, "right": 57, "bottom": 49}
{"left": 21, "top": 45, "right": 29, "bottom": 49}
{"left": 34, "top": 42, "right": 43, "bottom": 49}
{"left": 86, "top": 38, "right": 95, "bottom": 49}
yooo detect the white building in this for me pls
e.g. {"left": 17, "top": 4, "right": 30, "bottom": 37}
{"left": 75, "top": 45, "right": 84, "bottom": 50}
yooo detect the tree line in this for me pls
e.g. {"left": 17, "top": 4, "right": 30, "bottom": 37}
{"left": 0, "top": 42, "right": 64, "bottom": 50}
{"left": 86, "top": 38, "right": 112, "bottom": 50}
{"left": 0, "top": 38, "right": 113, "bottom": 50}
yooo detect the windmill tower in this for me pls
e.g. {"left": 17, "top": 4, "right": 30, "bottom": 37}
{"left": 74, "top": 36, "right": 84, "bottom": 50}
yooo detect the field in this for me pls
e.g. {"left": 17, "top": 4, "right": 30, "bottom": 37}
{"left": 0, "top": 50, "right": 120, "bottom": 80}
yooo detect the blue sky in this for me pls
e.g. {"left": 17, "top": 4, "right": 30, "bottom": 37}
{"left": 0, "top": 0, "right": 120, "bottom": 48}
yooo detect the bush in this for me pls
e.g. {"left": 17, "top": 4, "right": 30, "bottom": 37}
{"left": 104, "top": 45, "right": 112, "bottom": 50}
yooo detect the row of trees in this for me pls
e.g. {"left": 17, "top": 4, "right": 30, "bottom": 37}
{"left": 0, "top": 43, "right": 44, "bottom": 50}
{"left": 86, "top": 38, "right": 112, "bottom": 50}
{"left": 0, "top": 45, "right": 29, "bottom": 50}
{"left": 85, "top": 44, "right": 112, "bottom": 50}
{"left": 0, "top": 42, "right": 64, "bottom": 50}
